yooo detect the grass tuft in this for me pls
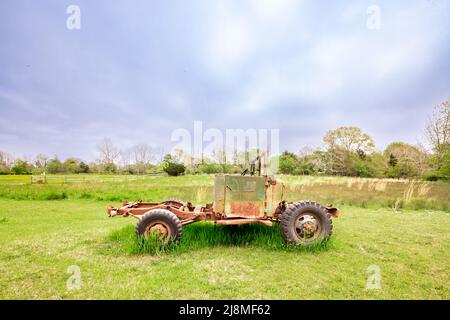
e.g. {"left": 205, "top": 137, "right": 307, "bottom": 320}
{"left": 43, "top": 191, "right": 68, "bottom": 200}
{"left": 104, "top": 222, "right": 335, "bottom": 256}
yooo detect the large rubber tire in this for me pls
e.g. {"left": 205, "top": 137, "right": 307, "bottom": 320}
{"left": 280, "top": 201, "right": 333, "bottom": 245}
{"left": 135, "top": 209, "right": 183, "bottom": 242}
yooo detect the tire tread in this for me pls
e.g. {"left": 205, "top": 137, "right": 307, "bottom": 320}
{"left": 135, "top": 209, "right": 183, "bottom": 242}
{"left": 280, "top": 200, "right": 333, "bottom": 245}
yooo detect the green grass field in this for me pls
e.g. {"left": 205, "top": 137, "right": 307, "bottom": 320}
{"left": 0, "top": 175, "right": 448, "bottom": 299}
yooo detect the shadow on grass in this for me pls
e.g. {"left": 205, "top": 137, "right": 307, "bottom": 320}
{"left": 103, "top": 222, "right": 338, "bottom": 256}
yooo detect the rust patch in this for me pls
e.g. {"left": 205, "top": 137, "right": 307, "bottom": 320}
{"left": 230, "top": 201, "right": 261, "bottom": 217}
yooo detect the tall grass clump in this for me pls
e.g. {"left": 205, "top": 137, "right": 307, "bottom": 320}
{"left": 104, "top": 222, "right": 335, "bottom": 256}
{"left": 43, "top": 191, "right": 68, "bottom": 200}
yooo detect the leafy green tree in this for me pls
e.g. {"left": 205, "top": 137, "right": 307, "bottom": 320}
{"left": 324, "top": 126, "right": 375, "bottom": 154}
{"left": 323, "top": 126, "right": 375, "bottom": 176}
{"left": 11, "top": 160, "right": 32, "bottom": 174}
{"left": 47, "top": 159, "right": 64, "bottom": 174}
{"left": 279, "top": 151, "right": 300, "bottom": 175}
{"left": 388, "top": 153, "right": 398, "bottom": 167}
{"left": 78, "top": 162, "right": 90, "bottom": 173}
{"left": 63, "top": 158, "right": 80, "bottom": 173}
{"left": 296, "top": 147, "right": 316, "bottom": 175}
{"left": 384, "top": 142, "right": 429, "bottom": 178}
{"left": 351, "top": 152, "right": 386, "bottom": 178}
{"left": 103, "top": 163, "right": 118, "bottom": 174}
{"left": 88, "top": 162, "right": 102, "bottom": 174}
{"left": 0, "top": 165, "right": 10, "bottom": 174}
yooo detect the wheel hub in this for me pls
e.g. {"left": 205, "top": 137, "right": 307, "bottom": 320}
{"left": 302, "top": 221, "right": 318, "bottom": 234}
{"left": 145, "top": 222, "right": 169, "bottom": 238}
{"left": 296, "top": 214, "right": 320, "bottom": 239}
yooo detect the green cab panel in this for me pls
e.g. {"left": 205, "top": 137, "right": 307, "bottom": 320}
{"left": 213, "top": 175, "right": 226, "bottom": 214}
{"left": 213, "top": 175, "right": 266, "bottom": 218}
{"left": 265, "top": 181, "right": 285, "bottom": 217}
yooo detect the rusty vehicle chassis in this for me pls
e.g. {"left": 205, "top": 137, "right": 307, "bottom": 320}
{"left": 107, "top": 200, "right": 338, "bottom": 228}
{"left": 107, "top": 174, "right": 340, "bottom": 244}
{"left": 107, "top": 200, "right": 280, "bottom": 227}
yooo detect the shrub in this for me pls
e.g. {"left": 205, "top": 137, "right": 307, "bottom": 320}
{"left": 197, "top": 163, "right": 223, "bottom": 174}
{"left": 424, "top": 172, "right": 449, "bottom": 181}
{"left": 164, "top": 162, "right": 185, "bottom": 176}
{"left": 44, "top": 191, "right": 68, "bottom": 200}
{"left": 11, "top": 160, "right": 32, "bottom": 175}
{"left": 161, "top": 154, "right": 185, "bottom": 176}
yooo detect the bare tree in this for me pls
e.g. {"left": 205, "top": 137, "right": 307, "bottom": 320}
{"left": 34, "top": 154, "right": 48, "bottom": 172}
{"left": 0, "top": 150, "right": 14, "bottom": 171}
{"left": 97, "top": 138, "right": 121, "bottom": 173}
{"left": 119, "top": 148, "right": 132, "bottom": 173}
{"left": 131, "top": 144, "right": 154, "bottom": 174}
{"left": 171, "top": 148, "right": 193, "bottom": 167}
{"left": 153, "top": 147, "right": 165, "bottom": 165}
{"left": 297, "top": 146, "right": 316, "bottom": 161}
{"left": 0, "top": 150, "right": 14, "bottom": 166}
{"left": 211, "top": 148, "right": 227, "bottom": 171}
{"left": 426, "top": 100, "right": 450, "bottom": 158}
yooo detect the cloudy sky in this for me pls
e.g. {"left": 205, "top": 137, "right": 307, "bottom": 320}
{"left": 0, "top": 0, "right": 449, "bottom": 161}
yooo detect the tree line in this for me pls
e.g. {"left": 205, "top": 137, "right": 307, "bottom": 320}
{"left": 0, "top": 101, "right": 448, "bottom": 180}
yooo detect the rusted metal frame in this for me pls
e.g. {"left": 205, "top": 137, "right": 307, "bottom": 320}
{"left": 215, "top": 218, "right": 273, "bottom": 227}
{"left": 281, "top": 201, "right": 339, "bottom": 218}
{"left": 180, "top": 218, "right": 198, "bottom": 225}
{"left": 127, "top": 204, "right": 216, "bottom": 221}
{"left": 263, "top": 177, "right": 268, "bottom": 218}
{"left": 179, "top": 211, "right": 221, "bottom": 225}
{"left": 133, "top": 206, "right": 193, "bottom": 219}
{"left": 223, "top": 175, "right": 227, "bottom": 212}
{"left": 325, "top": 206, "right": 340, "bottom": 217}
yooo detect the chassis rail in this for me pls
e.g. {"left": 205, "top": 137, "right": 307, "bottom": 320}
{"left": 107, "top": 200, "right": 339, "bottom": 226}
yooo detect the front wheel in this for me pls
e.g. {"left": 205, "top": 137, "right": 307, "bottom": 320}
{"left": 135, "top": 209, "right": 182, "bottom": 243}
{"left": 280, "top": 201, "right": 333, "bottom": 245}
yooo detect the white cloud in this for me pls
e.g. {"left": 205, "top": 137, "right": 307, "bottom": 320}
{"left": 1, "top": 1, "right": 448, "bottom": 160}
{"left": 206, "top": 9, "right": 254, "bottom": 77}
{"left": 204, "top": 0, "right": 304, "bottom": 78}
{"left": 169, "top": 94, "right": 190, "bottom": 112}
{"left": 250, "top": 0, "right": 301, "bottom": 21}
{"left": 373, "top": 37, "right": 431, "bottom": 81}
{"left": 311, "top": 36, "right": 357, "bottom": 71}
{"left": 240, "top": 68, "right": 292, "bottom": 112}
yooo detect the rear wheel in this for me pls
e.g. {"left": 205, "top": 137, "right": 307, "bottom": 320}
{"left": 280, "top": 201, "right": 332, "bottom": 245}
{"left": 135, "top": 209, "right": 182, "bottom": 242}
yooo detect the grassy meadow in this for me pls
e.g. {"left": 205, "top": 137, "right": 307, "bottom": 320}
{"left": 0, "top": 174, "right": 449, "bottom": 211}
{"left": 0, "top": 174, "right": 448, "bottom": 299}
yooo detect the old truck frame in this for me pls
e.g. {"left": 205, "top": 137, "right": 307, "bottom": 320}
{"left": 107, "top": 164, "right": 339, "bottom": 245}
